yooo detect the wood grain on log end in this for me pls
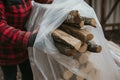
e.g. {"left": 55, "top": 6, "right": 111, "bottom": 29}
{"left": 86, "top": 34, "right": 94, "bottom": 41}
{"left": 79, "top": 21, "right": 84, "bottom": 28}
{"left": 79, "top": 30, "right": 94, "bottom": 41}
{"left": 78, "top": 54, "right": 88, "bottom": 64}
{"left": 96, "top": 45, "right": 102, "bottom": 53}
{"left": 90, "top": 19, "right": 96, "bottom": 27}
{"left": 79, "top": 43, "right": 88, "bottom": 53}
{"left": 63, "top": 70, "right": 73, "bottom": 80}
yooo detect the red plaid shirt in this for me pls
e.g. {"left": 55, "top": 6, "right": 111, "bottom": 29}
{"left": 0, "top": 0, "right": 53, "bottom": 65}
{"left": 0, "top": 0, "right": 32, "bottom": 65}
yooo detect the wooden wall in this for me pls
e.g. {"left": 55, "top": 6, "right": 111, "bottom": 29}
{"left": 85, "top": 0, "right": 120, "bottom": 31}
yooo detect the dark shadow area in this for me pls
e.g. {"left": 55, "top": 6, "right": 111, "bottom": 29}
{"left": 105, "top": 30, "right": 120, "bottom": 45}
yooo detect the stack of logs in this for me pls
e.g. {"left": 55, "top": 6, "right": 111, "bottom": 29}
{"left": 52, "top": 10, "right": 102, "bottom": 56}
{"left": 52, "top": 10, "right": 102, "bottom": 80}
{"left": 61, "top": 53, "right": 99, "bottom": 80}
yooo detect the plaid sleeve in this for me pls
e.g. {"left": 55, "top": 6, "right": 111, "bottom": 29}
{"left": 0, "top": 1, "right": 31, "bottom": 47}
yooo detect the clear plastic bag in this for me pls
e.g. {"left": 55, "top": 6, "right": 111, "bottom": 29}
{"left": 26, "top": 1, "right": 120, "bottom": 80}
{"left": 108, "top": 41, "right": 120, "bottom": 68}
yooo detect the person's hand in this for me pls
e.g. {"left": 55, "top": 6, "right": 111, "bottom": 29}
{"left": 27, "top": 27, "right": 40, "bottom": 47}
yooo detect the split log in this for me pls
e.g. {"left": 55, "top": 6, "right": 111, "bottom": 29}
{"left": 84, "top": 62, "right": 94, "bottom": 73}
{"left": 87, "top": 42, "right": 102, "bottom": 53}
{"left": 63, "top": 70, "right": 73, "bottom": 80}
{"left": 59, "top": 24, "right": 94, "bottom": 42}
{"left": 80, "top": 61, "right": 96, "bottom": 77}
{"left": 71, "top": 59, "right": 80, "bottom": 68}
{"left": 69, "top": 74, "right": 77, "bottom": 80}
{"left": 76, "top": 76, "right": 87, "bottom": 80}
{"left": 52, "top": 29, "right": 82, "bottom": 51}
{"left": 73, "top": 53, "right": 81, "bottom": 60}
{"left": 64, "top": 10, "right": 84, "bottom": 28}
{"left": 79, "top": 43, "right": 88, "bottom": 53}
{"left": 78, "top": 54, "right": 88, "bottom": 64}
{"left": 80, "top": 17, "right": 96, "bottom": 27}
{"left": 54, "top": 41, "right": 78, "bottom": 56}
{"left": 87, "top": 69, "right": 98, "bottom": 80}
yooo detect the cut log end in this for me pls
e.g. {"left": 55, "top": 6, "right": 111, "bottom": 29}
{"left": 96, "top": 45, "right": 102, "bottom": 53}
{"left": 87, "top": 42, "right": 102, "bottom": 53}
{"left": 79, "top": 21, "right": 84, "bottom": 27}
{"left": 72, "top": 10, "right": 79, "bottom": 17}
{"left": 90, "top": 19, "right": 96, "bottom": 27}
{"left": 86, "top": 34, "right": 94, "bottom": 41}
{"left": 71, "top": 60, "right": 80, "bottom": 68}
{"left": 80, "top": 29, "right": 94, "bottom": 41}
{"left": 79, "top": 43, "right": 88, "bottom": 53}
{"left": 78, "top": 54, "right": 88, "bottom": 64}
{"left": 63, "top": 70, "right": 73, "bottom": 80}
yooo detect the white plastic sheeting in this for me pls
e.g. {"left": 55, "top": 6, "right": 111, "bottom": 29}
{"left": 26, "top": 1, "right": 120, "bottom": 80}
{"left": 108, "top": 41, "right": 120, "bottom": 69}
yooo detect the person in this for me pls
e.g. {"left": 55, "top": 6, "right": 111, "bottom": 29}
{"left": 0, "top": 0, "right": 53, "bottom": 80}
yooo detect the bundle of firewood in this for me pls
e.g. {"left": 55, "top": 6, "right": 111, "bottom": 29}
{"left": 51, "top": 10, "right": 102, "bottom": 80}
{"left": 52, "top": 10, "right": 102, "bottom": 56}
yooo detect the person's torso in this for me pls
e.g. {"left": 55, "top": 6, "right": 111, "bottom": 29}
{"left": 0, "top": 0, "right": 32, "bottom": 65}
{"left": 4, "top": 0, "right": 32, "bottom": 29}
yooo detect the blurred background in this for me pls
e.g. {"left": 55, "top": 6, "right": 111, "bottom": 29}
{"left": 85, "top": 0, "right": 120, "bottom": 45}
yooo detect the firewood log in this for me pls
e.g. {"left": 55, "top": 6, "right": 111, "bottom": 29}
{"left": 59, "top": 24, "right": 94, "bottom": 42}
{"left": 62, "top": 69, "right": 81, "bottom": 80}
{"left": 87, "top": 69, "right": 98, "bottom": 80}
{"left": 78, "top": 54, "right": 88, "bottom": 64}
{"left": 79, "top": 43, "right": 88, "bottom": 53}
{"left": 84, "top": 62, "right": 94, "bottom": 73}
{"left": 87, "top": 42, "right": 102, "bottom": 53}
{"left": 80, "top": 16, "right": 96, "bottom": 27}
{"left": 73, "top": 53, "right": 81, "bottom": 60}
{"left": 71, "top": 59, "right": 80, "bottom": 68}
{"left": 63, "top": 70, "right": 73, "bottom": 80}
{"left": 64, "top": 10, "right": 84, "bottom": 28}
{"left": 76, "top": 76, "right": 87, "bottom": 80}
{"left": 69, "top": 74, "right": 77, "bottom": 80}
{"left": 54, "top": 41, "right": 78, "bottom": 56}
{"left": 52, "top": 29, "right": 82, "bottom": 51}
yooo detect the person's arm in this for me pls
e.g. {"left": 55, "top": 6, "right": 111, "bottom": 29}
{"left": 34, "top": 0, "right": 53, "bottom": 4}
{"left": 0, "top": 1, "right": 35, "bottom": 47}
